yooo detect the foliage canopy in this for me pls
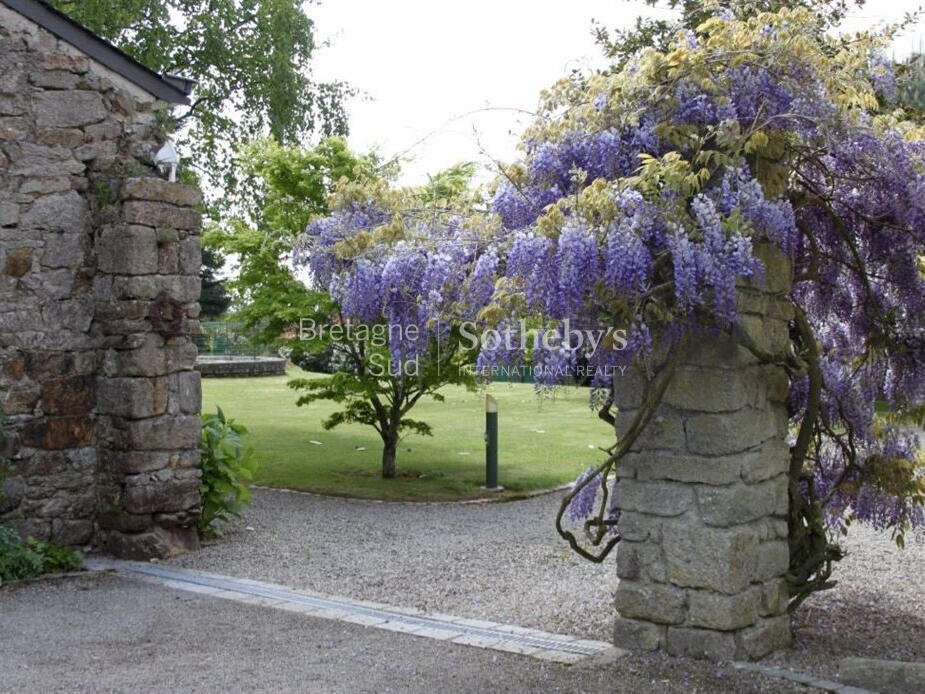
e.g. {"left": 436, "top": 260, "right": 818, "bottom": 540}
{"left": 290, "top": 162, "right": 494, "bottom": 478}
{"left": 52, "top": 0, "right": 351, "bottom": 211}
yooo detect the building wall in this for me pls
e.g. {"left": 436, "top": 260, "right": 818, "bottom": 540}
{"left": 0, "top": 4, "right": 202, "bottom": 557}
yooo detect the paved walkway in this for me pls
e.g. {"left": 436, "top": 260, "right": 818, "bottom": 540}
{"left": 5, "top": 488, "right": 916, "bottom": 690}
{"left": 168, "top": 488, "right": 925, "bottom": 675}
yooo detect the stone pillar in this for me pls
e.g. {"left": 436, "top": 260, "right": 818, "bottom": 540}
{"left": 612, "top": 243, "right": 794, "bottom": 661}
{"left": 93, "top": 177, "right": 203, "bottom": 558}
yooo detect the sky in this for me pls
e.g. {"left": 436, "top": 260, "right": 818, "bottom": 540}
{"left": 310, "top": 0, "right": 925, "bottom": 186}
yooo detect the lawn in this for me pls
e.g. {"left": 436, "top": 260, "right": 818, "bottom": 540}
{"left": 201, "top": 369, "right": 614, "bottom": 501}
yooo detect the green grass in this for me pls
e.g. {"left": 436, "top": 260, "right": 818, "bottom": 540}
{"left": 201, "top": 369, "right": 613, "bottom": 501}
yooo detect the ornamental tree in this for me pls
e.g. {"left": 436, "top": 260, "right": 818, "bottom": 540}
{"left": 290, "top": 167, "right": 499, "bottom": 478}
{"left": 199, "top": 247, "right": 232, "bottom": 319}
{"left": 474, "top": 8, "right": 925, "bottom": 608}
{"left": 593, "top": 0, "right": 868, "bottom": 69}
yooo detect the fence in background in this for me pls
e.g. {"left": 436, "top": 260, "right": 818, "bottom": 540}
{"left": 193, "top": 322, "right": 264, "bottom": 357}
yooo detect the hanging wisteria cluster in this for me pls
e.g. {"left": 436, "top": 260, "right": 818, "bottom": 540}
{"left": 477, "top": 8, "right": 925, "bottom": 604}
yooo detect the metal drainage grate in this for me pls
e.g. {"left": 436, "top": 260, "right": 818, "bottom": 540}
{"left": 86, "top": 559, "right": 613, "bottom": 661}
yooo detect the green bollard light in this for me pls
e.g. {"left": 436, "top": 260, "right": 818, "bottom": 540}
{"left": 484, "top": 394, "right": 502, "bottom": 491}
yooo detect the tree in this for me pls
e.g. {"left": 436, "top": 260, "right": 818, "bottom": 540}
{"left": 204, "top": 138, "right": 382, "bottom": 350}
{"left": 592, "top": 0, "right": 869, "bottom": 69}
{"left": 289, "top": 166, "right": 497, "bottom": 478}
{"left": 897, "top": 52, "right": 925, "bottom": 116}
{"left": 199, "top": 247, "right": 231, "bottom": 319}
{"left": 472, "top": 7, "right": 925, "bottom": 609}
{"left": 51, "top": 0, "right": 351, "bottom": 213}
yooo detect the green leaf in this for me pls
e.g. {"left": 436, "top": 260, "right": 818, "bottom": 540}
{"left": 198, "top": 407, "right": 258, "bottom": 535}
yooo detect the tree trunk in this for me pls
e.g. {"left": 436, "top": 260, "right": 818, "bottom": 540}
{"left": 381, "top": 434, "right": 397, "bottom": 479}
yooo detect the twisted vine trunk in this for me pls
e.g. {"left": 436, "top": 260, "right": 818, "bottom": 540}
{"left": 784, "top": 309, "right": 843, "bottom": 610}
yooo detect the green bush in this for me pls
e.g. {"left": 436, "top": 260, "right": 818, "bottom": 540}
{"left": 0, "top": 525, "right": 42, "bottom": 583}
{"left": 0, "top": 525, "right": 83, "bottom": 587}
{"left": 199, "top": 407, "right": 257, "bottom": 536}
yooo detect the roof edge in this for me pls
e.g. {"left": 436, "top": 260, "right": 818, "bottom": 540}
{"left": 2, "top": 0, "right": 193, "bottom": 104}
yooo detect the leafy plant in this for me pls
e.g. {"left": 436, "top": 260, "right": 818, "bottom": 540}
{"left": 593, "top": 1, "right": 874, "bottom": 70}
{"left": 0, "top": 526, "right": 42, "bottom": 585}
{"left": 93, "top": 180, "right": 113, "bottom": 210}
{"left": 898, "top": 53, "right": 925, "bottom": 115}
{"left": 0, "top": 526, "right": 83, "bottom": 587}
{"left": 198, "top": 407, "right": 257, "bottom": 536}
{"left": 477, "top": 5, "right": 925, "bottom": 611}
{"left": 199, "top": 247, "right": 232, "bottom": 319}
{"left": 26, "top": 538, "right": 83, "bottom": 573}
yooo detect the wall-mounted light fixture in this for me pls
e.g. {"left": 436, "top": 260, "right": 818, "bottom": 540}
{"left": 154, "top": 140, "right": 180, "bottom": 182}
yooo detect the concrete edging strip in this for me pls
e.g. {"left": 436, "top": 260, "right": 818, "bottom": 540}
{"left": 732, "top": 661, "right": 873, "bottom": 693}
{"left": 85, "top": 558, "right": 619, "bottom": 665}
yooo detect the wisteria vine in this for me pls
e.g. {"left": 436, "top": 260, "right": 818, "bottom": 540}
{"left": 482, "top": 9, "right": 925, "bottom": 608}
{"left": 291, "top": 179, "right": 500, "bottom": 478}
{"left": 296, "top": 8, "right": 925, "bottom": 608}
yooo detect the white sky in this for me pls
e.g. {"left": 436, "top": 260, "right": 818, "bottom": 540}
{"left": 310, "top": 0, "right": 925, "bottom": 186}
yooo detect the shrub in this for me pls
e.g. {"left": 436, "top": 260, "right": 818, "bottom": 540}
{"left": 199, "top": 407, "right": 257, "bottom": 536}
{"left": 290, "top": 344, "right": 336, "bottom": 374}
{"left": 0, "top": 525, "right": 83, "bottom": 587}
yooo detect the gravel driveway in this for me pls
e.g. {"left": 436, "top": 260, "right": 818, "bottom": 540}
{"left": 768, "top": 523, "right": 925, "bottom": 677}
{"left": 172, "top": 486, "right": 925, "bottom": 676}
{"left": 2, "top": 574, "right": 805, "bottom": 693}
{"left": 6, "top": 487, "right": 922, "bottom": 691}
{"left": 172, "top": 488, "right": 615, "bottom": 640}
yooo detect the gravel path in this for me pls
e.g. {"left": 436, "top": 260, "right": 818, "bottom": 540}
{"left": 7, "top": 489, "right": 921, "bottom": 691}
{"left": 768, "top": 524, "right": 925, "bottom": 676}
{"left": 171, "top": 488, "right": 615, "bottom": 640}
{"left": 173, "top": 487, "right": 925, "bottom": 676}
{"left": 1, "top": 574, "right": 805, "bottom": 693}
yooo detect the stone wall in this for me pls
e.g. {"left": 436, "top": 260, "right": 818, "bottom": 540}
{"left": 0, "top": 4, "right": 202, "bottom": 557}
{"left": 612, "top": 243, "right": 794, "bottom": 660}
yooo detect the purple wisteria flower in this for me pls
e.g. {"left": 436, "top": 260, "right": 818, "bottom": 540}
{"left": 567, "top": 466, "right": 602, "bottom": 521}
